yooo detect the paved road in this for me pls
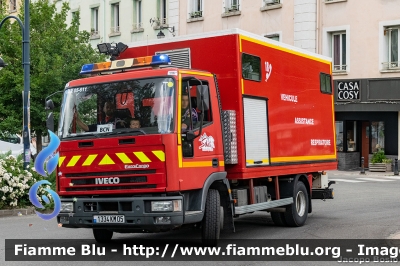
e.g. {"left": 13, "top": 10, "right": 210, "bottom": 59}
{"left": 1, "top": 171, "right": 400, "bottom": 266}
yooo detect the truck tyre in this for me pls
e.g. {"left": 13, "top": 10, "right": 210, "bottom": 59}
{"left": 284, "top": 181, "right": 308, "bottom": 227}
{"left": 93, "top": 229, "right": 113, "bottom": 243}
{"left": 271, "top": 212, "right": 287, "bottom": 226}
{"left": 201, "top": 189, "right": 221, "bottom": 246}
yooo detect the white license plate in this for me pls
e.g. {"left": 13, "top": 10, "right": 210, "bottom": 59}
{"left": 93, "top": 215, "right": 125, "bottom": 224}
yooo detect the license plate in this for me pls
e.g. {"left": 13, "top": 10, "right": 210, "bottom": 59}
{"left": 93, "top": 215, "right": 125, "bottom": 224}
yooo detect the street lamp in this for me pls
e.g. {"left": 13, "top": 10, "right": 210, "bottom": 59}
{"left": 149, "top": 18, "right": 176, "bottom": 39}
{"left": 157, "top": 26, "right": 175, "bottom": 39}
{"left": 0, "top": 0, "right": 31, "bottom": 169}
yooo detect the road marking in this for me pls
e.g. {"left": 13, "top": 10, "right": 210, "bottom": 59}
{"left": 381, "top": 176, "right": 400, "bottom": 180}
{"left": 329, "top": 179, "right": 366, "bottom": 183}
{"left": 357, "top": 177, "right": 394, "bottom": 182}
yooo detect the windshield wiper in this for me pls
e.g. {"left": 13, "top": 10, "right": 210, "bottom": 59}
{"left": 64, "top": 132, "right": 101, "bottom": 139}
{"left": 104, "top": 129, "right": 146, "bottom": 136}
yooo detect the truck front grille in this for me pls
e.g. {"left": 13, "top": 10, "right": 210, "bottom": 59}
{"left": 70, "top": 176, "right": 147, "bottom": 185}
{"left": 65, "top": 170, "right": 156, "bottom": 178}
{"left": 66, "top": 185, "right": 156, "bottom": 192}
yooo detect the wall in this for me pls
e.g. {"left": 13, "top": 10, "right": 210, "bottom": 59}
{"left": 320, "top": 0, "right": 400, "bottom": 79}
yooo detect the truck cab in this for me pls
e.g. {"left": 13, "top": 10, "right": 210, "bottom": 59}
{"left": 54, "top": 55, "right": 229, "bottom": 245}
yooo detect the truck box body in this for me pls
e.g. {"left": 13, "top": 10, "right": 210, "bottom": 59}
{"left": 119, "top": 29, "right": 337, "bottom": 179}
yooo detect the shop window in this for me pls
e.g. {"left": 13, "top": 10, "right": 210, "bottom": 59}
{"left": 371, "top": 121, "right": 385, "bottom": 152}
{"left": 335, "top": 121, "right": 343, "bottom": 152}
{"left": 346, "top": 121, "right": 357, "bottom": 152}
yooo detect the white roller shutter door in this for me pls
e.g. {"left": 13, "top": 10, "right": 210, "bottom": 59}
{"left": 243, "top": 97, "right": 270, "bottom": 166}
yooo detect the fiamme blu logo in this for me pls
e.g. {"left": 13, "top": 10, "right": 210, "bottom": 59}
{"left": 29, "top": 130, "right": 61, "bottom": 220}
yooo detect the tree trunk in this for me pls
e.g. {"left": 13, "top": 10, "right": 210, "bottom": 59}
{"left": 36, "top": 130, "right": 43, "bottom": 154}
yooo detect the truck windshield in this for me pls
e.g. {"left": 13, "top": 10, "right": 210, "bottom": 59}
{"left": 58, "top": 77, "right": 175, "bottom": 139}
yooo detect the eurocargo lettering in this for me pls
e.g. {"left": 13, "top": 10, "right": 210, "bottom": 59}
{"left": 48, "top": 29, "right": 336, "bottom": 246}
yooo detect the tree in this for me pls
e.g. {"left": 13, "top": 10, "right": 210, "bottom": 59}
{"left": 0, "top": 0, "right": 105, "bottom": 152}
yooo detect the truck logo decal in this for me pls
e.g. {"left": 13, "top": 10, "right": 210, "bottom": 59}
{"left": 124, "top": 164, "right": 150, "bottom": 169}
{"left": 199, "top": 133, "right": 215, "bottom": 152}
{"left": 95, "top": 177, "right": 120, "bottom": 184}
{"left": 265, "top": 61, "right": 272, "bottom": 82}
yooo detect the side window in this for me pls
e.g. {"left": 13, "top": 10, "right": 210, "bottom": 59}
{"left": 181, "top": 80, "right": 212, "bottom": 131}
{"left": 194, "top": 82, "right": 212, "bottom": 128}
{"left": 242, "top": 53, "right": 261, "bottom": 81}
{"left": 320, "top": 73, "right": 332, "bottom": 94}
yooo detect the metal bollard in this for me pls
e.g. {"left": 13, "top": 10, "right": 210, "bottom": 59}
{"left": 395, "top": 159, "right": 399, "bottom": 176}
{"left": 360, "top": 157, "right": 365, "bottom": 174}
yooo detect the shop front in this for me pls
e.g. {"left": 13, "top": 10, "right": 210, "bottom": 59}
{"left": 334, "top": 78, "right": 400, "bottom": 170}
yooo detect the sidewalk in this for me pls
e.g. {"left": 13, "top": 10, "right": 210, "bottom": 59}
{"left": 0, "top": 206, "right": 35, "bottom": 218}
{"left": 327, "top": 169, "right": 399, "bottom": 178}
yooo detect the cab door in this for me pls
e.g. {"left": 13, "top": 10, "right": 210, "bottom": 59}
{"left": 177, "top": 72, "right": 224, "bottom": 191}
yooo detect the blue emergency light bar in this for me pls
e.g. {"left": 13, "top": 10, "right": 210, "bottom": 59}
{"left": 80, "top": 54, "right": 171, "bottom": 75}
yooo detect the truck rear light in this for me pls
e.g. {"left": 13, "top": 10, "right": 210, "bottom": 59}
{"left": 151, "top": 200, "right": 182, "bottom": 212}
{"left": 155, "top": 217, "right": 171, "bottom": 224}
{"left": 60, "top": 202, "right": 74, "bottom": 213}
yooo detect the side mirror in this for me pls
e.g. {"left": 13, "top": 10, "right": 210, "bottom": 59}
{"left": 46, "top": 112, "right": 54, "bottom": 132}
{"left": 196, "top": 85, "right": 210, "bottom": 111}
{"left": 45, "top": 99, "right": 54, "bottom": 110}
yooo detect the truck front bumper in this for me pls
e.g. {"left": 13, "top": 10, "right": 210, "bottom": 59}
{"left": 57, "top": 196, "right": 184, "bottom": 233}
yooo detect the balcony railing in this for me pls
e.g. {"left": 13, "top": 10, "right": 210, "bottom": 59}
{"left": 264, "top": 0, "right": 280, "bottom": 6}
{"left": 160, "top": 17, "right": 168, "bottom": 25}
{"left": 189, "top": 10, "right": 203, "bottom": 18}
{"left": 90, "top": 30, "right": 99, "bottom": 36}
{"left": 224, "top": 4, "right": 240, "bottom": 13}
{"left": 110, "top": 26, "right": 120, "bottom": 34}
{"left": 332, "top": 65, "right": 347, "bottom": 72}
{"left": 382, "top": 61, "right": 400, "bottom": 70}
{"left": 132, "top": 22, "right": 143, "bottom": 30}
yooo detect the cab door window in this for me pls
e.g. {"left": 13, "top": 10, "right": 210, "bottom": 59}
{"left": 181, "top": 79, "right": 212, "bottom": 131}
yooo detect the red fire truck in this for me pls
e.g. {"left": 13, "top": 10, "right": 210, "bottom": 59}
{"left": 50, "top": 29, "right": 336, "bottom": 245}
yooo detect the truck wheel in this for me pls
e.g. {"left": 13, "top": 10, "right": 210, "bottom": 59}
{"left": 270, "top": 212, "right": 287, "bottom": 226}
{"left": 201, "top": 189, "right": 221, "bottom": 246}
{"left": 93, "top": 229, "right": 113, "bottom": 243}
{"left": 220, "top": 206, "right": 224, "bottom": 230}
{"left": 284, "top": 181, "right": 308, "bottom": 227}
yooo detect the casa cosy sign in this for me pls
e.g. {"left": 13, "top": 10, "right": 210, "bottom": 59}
{"left": 337, "top": 80, "right": 361, "bottom": 101}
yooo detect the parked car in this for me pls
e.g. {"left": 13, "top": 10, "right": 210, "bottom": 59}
{"left": 0, "top": 132, "right": 37, "bottom": 160}
{"left": 0, "top": 140, "right": 23, "bottom": 158}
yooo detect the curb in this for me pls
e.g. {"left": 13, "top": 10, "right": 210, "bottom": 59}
{"left": 0, "top": 206, "right": 35, "bottom": 218}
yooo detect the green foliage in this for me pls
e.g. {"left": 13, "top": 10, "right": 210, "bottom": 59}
{"left": 371, "top": 149, "right": 387, "bottom": 164}
{"left": 0, "top": 151, "right": 50, "bottom": 209}
{"left": 0, "top": 0, "right": 105, "bottom": 145}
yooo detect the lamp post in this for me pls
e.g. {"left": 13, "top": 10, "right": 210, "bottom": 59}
{"left": 0, "top": 0, "right": 30, "bottom": 169}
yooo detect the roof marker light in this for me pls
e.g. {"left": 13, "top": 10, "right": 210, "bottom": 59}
{"left": 80, "top": 64, "right": 95, "bottom": 74}
{"left": 151, "top": 54, "right": 171, "bottom": 66}
{"left": 79, "top": 54, "right": 171, "bottom": 75}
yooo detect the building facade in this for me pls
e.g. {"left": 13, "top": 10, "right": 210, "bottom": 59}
{"left": 320, "top": 0, "right": 400, "bottom": 170}
{"left": 55, "top": 0, "right": 179, "bottom": 47}
{"left": 181, "top": 0, "right": 400, "bottom": 170}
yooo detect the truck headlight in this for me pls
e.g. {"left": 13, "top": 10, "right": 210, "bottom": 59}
{"left": 60, "top": 202, "right": 73, "bottom": 213}
{"left": 151, "top": 200, "right": 182, "bottom": 212}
